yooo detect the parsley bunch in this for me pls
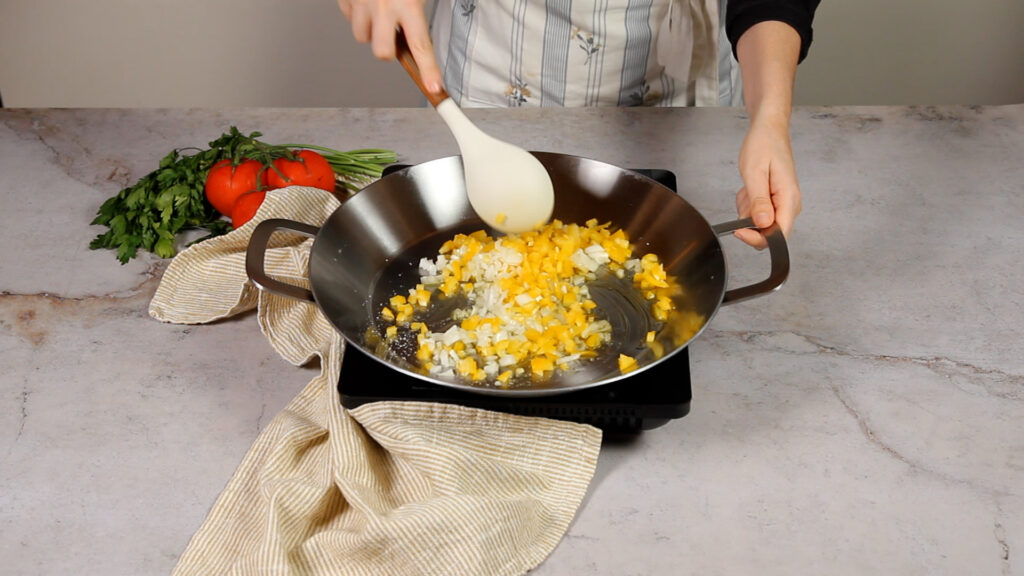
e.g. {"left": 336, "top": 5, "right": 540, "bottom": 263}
{"left": 89, "top": 127, "right": 396, "bottom": 264}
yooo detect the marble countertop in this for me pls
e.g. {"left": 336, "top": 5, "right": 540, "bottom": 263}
{"left": 2, "top": 105, "right": 1022, "bottom": 575}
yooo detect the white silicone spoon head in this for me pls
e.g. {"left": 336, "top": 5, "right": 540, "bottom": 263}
{"left": 436, "top": 100, "right": 554, "bottom": 234}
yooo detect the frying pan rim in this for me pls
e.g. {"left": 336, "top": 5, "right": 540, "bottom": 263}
{"left": 307, "top": 153, "right": 731, "bottom": 397}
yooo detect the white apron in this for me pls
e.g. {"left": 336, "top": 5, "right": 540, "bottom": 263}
{"left": 428, "top": 0, "right": 742, "bottom": 108}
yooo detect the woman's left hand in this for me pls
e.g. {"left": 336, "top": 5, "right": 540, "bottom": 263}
{"left": 733, "top": 114, "right": 801, "bottom": 249}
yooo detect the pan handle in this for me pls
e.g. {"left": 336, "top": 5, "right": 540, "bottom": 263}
{"left": 711, "top": 217, "right": 790, "bottom": 305}
{"left": 245, "top": 218, "right": 320, "bottom": 302}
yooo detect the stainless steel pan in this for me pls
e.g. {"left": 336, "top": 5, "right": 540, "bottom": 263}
{"left": 246, "top": 152, "right": 788, "bottom": 397}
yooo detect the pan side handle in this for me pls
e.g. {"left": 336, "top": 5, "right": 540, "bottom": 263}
{"left": 245, "top": 218, "right": 320, "bottom": 302}
{"left": 711, "top": 217, "right": 790, "bottom": 305}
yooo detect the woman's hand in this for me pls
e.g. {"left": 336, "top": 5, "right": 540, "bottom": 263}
{"left": 734, "top": 20, "right": 803, "bottom": 249}
{"left": 734, "top": 113, "right": 801, "bottom": 249}
{"left": 336, "top": 0, "right": 444, "bottom": 95}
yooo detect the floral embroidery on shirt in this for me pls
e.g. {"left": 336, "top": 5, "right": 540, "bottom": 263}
{"left": 505, "top": 77, "right": 531, "bottom": 106}
{"left": 572, "top": 28, "right": 601, "bottom": 65}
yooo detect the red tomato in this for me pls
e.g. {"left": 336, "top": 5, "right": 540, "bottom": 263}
{"left": 266, "top": 149, "right": 335, "bottom": 192}
{"left": 205, "top": 159, "right": 267, "bottom": 216}
{"left": 231, "top": 190, "right": 267, "bottom": 228}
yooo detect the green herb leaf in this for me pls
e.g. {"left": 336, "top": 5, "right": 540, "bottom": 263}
{"left": 89, "top": 126, "right": 397, "bottom": 263}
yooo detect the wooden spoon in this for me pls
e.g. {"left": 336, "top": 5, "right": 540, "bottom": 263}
{"left": 395, "top": 32, "right": 554, "bottom": 234}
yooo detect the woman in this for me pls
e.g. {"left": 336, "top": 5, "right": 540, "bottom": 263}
{"left": 337, "top": 0, "right": 820, "bottom": 249}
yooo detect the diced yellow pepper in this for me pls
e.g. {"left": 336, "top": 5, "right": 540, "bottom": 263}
{"left": 531, "top": 356, "right": 554, "bottom": 375}
{"left": 457, "top": 357, "right": 478, "bottom": 377}
{"left": 618, "top": 354, "right": 638, "bottom": 373}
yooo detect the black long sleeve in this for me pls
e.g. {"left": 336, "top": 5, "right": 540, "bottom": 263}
{"left": 725, "top": 0, "right": 822, "bottom": 62}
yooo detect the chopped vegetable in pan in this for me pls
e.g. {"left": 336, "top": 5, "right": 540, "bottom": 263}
{"left": 377, "top": 218, "right": 698, "bottom": 388}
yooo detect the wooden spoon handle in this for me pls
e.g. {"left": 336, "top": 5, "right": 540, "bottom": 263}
{"left": 395, "top": 30, "right": 449, "bottom": 107}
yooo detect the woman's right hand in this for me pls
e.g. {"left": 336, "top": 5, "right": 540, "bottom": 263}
{"left": 336, "top": 0, "right": 444, "bottom": 95}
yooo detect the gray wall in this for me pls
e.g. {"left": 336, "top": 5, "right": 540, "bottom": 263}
{"left": 795, "top": 0, "right": 1024, "bottom": 105}
{"left": 1, "top": 0, "right": 1022, "bottom": 108}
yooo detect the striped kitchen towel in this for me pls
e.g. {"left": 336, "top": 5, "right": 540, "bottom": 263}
{"left": 149, "top": 186, "right": 602, "bottom": 576}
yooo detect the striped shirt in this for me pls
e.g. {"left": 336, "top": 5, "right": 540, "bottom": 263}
{"left": 429, "top": 0, "right": 737, "bottom": 108}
